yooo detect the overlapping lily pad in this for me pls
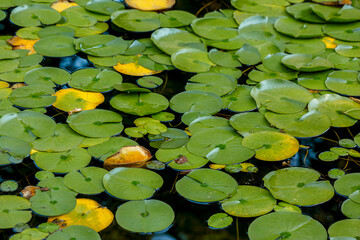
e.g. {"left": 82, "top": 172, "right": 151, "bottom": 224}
{"left": 47, "top": 225, "right": 101, "bottom": 240}
{"left": 111, "top": 10, "right": 160, "bottom": 32}
{"left": 325, "top": 70, "right": 360, "bottom": 96}
{"left": 0, "top": 195, "right": 32, "bottom": 229}
{"left": 34, "top": 36, "right": 78, "bottom": 57}
{"left": 10, "top": 4, "right": 61, "bottom": 27}
{"left": 185, "top": 73, "right": 236, "bottom": 96}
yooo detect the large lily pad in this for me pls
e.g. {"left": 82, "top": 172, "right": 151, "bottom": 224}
{"left": 281, "top": 54, "right": 333, "bottom": 72}
{"left": 47, "top": 225, "right": 101, "bottom": 240}
{"left": 274, "top": 17, "right": 323, "bottom": 38}
{"left": 0, "top": 195, "right": 32, "bottom": 229}
{"left": 328, "top": 219, "right": 360, "bottom": 239}
{"left": 103, "top": 167, "right": 163, "bottom": 200}
{"left": 325, "top": 70, "right": 360, "bottom": 96}
{"left": 175, "top": 168, "right": 238, "bottom": 203}
{"left": 230, "top": 112, "right": 277, "bottom": 137}
{"left": 310, "top": 4, "right": 360, "bottom": 22}
{"left": 34, "top": 36, "right": 77, "bottom": 57}
{"left": 9, "top": 85, "right": 56, "bottom": 108}
{"left": 171, "top": 48, "right": 214, "bottom": 73}
{"left": 0, "top": 136, "right": 31, "bottom": 166}
{"left": 323, "top": 22, "right": 360, "bottom": 42}
{"left": 111, "top": 10, "right": 160, "bottom": 32}
{"left": 24, "top": 67, "right": 70, "bottom": 87}
{"left": 263, "top": 167, "right": 334, "bottom": 206}
{"left": 115, "top": 199, "right": 174, "bottom": 233}
{"left": 185, "top": 73, "right": 236, "bottom": 96}
{"left": 334, "top": 173, "right": 360, "bottom": 197}
{"left": 191, "top": 17, "right": 238, "bottom": 40}
{"left": 10, "top": 4, "right": 61, "bottom": 27}
{"left": 74, "top": 35, "right": 128, "bottom": 57}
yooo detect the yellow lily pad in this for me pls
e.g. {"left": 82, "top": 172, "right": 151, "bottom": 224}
{"left": 125, "top": 0, "right": 175, "bottom": 11}
{"left": 7, "top": 36, "right": 38, "bottom": 55}
{"left": 52, "top": 88, "right": 104, "bottom": 112}
{"left": 51, "top": 0, "right": 78, "bottom": 13}
{"left": 48, "top": 198, "right": 113, "bottom": 232}
{"left": 242, "top": 131, "right": 299, "bottom": 161}
{"left": 0, "top": 81, "right": 9, "bottom": 89}
{"left": 113, "top": 61, "right": 161, "bottom": 76}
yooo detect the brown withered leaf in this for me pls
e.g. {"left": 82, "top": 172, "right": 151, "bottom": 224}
{"left": 174, "top": 155, "right": 188, "bottom": 164}
{"left": 21, "top": 186, "right": 49, "bottom": 199}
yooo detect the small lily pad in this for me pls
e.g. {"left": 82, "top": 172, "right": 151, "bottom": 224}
{"left": 0, "top": 180, "right": 18, "bottom": 192}
{"left": 341, "top": 199, "right": 360, "bottom": 219}
{"left": 191, "top": 17, "right": 238, "bottom": 40}
{"left": 137, "top": 76, "right": 163, "bottom": 89}
{"left": 328, "top": 169, "right": 346, "bottom": 179}
{"left": 207, "top": 213, "right": 233, "bottom": 229}
{"left": 281, "top": 54, "right": 333, "bottom": 72}
{"left": 319, "top": 151, "right": 339, "bottom": 162}
{"left": 74, "top": 35, "right": 128, "bottom": 57}
{"left": 339, "top": 138, "right": 357, "bottom": 148}
{"left": 149, "top": 128, "right": 189, "bottom": 149}
{"left": 0, "top": 136, "right": 31, "bottom": 166}
{"left": 185, "top": 73, "right": 236, "bottom": 96}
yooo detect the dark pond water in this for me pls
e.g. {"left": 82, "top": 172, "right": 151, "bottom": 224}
{"left": 1, "top": 0, "right": 360, "bottom": 240}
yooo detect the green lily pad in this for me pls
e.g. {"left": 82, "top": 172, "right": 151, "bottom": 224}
{"left": 155, "top": 146, "right": 209, "bottom": 171}
{"left": 203, "top": 35, "right": 246, "bottom": 50}
{"left": 0, "top": 111, "right": 56, "bottom": 142}
{"left": 33, "top": 147, "right": 91, "bottom": 173}
{"left": 264, "top": 110, "right": 331, "bottom": 138}
{"left": 191, "top": 17, "right": 238, "bottom": 40}
{"left": 274, "top": 16, "right": 323, "bottom": 38}
{"left": 297, "top": 70, "right": 331, "bottom": 90}
{"left": 84, "top": 0, "right": 124, "bottom": 15}
{"left": 114, "top": 83, "right": 150, "bottom": 93}
{"left": 115, "top": 199, "right": 174, "bottom": 233}
{"left": 323, "top": 22, "right": 360, "bottom": 42}
{"left": 242, "top": 131, "right": 299, "bottom": 161}
{"left": 64, "top": 167, "right": 108, "bottom": 195}
{"left": 171, "top": 48, "right": 214, "bottom": 73}
{"left": 286, "top": 2, "right": 326, "bottom": 23}
{"left": 248, "top": 212, "right": 327, "bottom": 240}
{"left": 0, "top": 180, "right": 18, "bottom": 192}
{"left": 9, "top": 85, "right": 56, "bottom": 108}
{"left": 235, "top": 43, "right": 261, "bottom": 65}
{"left": 264, "top": 167, "right": 334, "bottom": 206}
{"left": 308, "top": 94, "right": 360, "bottom": 127}
{"left": 325, "top": 70, "right": 360, "bottom": 96}
{"left": 231, "top": 0, "right": 289, "bottom": 17}
{"left": 230, "top": 112, "right": 277, "bottom": 137}
{"left": 221, "top": 85, "right": 257, "bottom": 112}
{"left": 339, "top": 138, "right": 357, "bottom": 148}
{"left": 341, "top": 199, "right": 360, "bottom": 219}
{"left": 334, "top": 173, "right": 360, "bottom": 197}
{"left": 72, "top": 22, "right": 109, "bottom": 38}
{"left": 328, "top": 219, "right": 360, "bottom": 239}
{"left": 0, "top": 195, "right": 32, "bottom": 229}
{"left": 328, "top": 169, "right": 345, "bottom": 179}
{"left": 185, "top": 73, "right": 236, "bottom": 96}
{"left": 111, "top": 9, "right": 160, "bottom": 32}
{"left": 262, "top": 53, "right": 294, "bottom": 72}
{"left": 35, "top": 171, "right": 54, "bottom": 181}
{"left": 74, "top": 34, "right": 129, "bottom": 57}
{"left": 60, "top": 6, "right": 109, "bottom": 27}
{"left": 355, "top": 132, "right": 360, "bottom": 147}
{"left": 24, "top": 67, "right": 70, "bottom": 87}
{"left": 0, "top": 136, "right": 31, "bottom": 166}
{"left": 175, "top": 168, "right": 238, "bottom": 203}
{"left": 274, "top": 202, "right": 302, "bottom": 213}
{"left": 151, "top": 28, "right": 204, "bottom": 55}
{"left": 335, "top": 43, "right": 360, "bottom": 58}
{"left": 37, "top": 176, "right": 77, "bottom": 196}
{"left": 187, "top": 127, "right": 255, "bottom": 164}
{"left": 30, "top": 189, "right": 76, "bottom": 217}
{"left": 251, "top": 79, "right": 314, "bottom": 114}
{"left": 330, "top": 147, "right": 350, "bottom": 157}
{"left": 37, "top": 25, "right": 75, "bottom": 38}
{"left": 349, "top": 190, "right": 360, "bottom": 204}
{"left": 0, "top": 59, "right": 20, "bottom": 74}
{"left": 0, "top": 10, "right": 5, "bottom": 21}
{"left": 149, "top": 128, "right": 188, "bottom": 149}
{"left": 221, "top": 185, "right": 276, "bottom": 217}
{"left": 319, "top": 151, "right": 339, "bottom": 161}
{"left": 10, "top": 228, "right": 49, "bottom": 240}
{"left": 286, "top": 38, "right": 326, "bottom": 54}
{"left": 248, "top": 69, "right": 298, "bottom": 82}
{"left": 310, "top": 4, "right": 360, "bottom": 22}
{"left": 188, "top": 116, "right": 230, "bottom": 135}
{"left": 110, "top": 92, "right": 169, "bottom": 116}
{"left": 47, "top": 225, "right": 100, "bottom": 240}
{"left": 170, "top": 90, "right": 222, "bottom": 114}
{"left": 67, "top": 109, "right": 123, "bottom": 138}
{"left": 10, "top": 4, "right": 61, "bottom": 27}
{"left": 151, "top": 112, "right": 175, "bottom": 122}
{"left": 103, "top": 167, "right": 163, "bottom": 200}
{"left": 327, "top": 52, "right": 360, "bottom": 71}
{"left": 281, "top": 54, "right": 333, "bottom": 72}
{"left": 34, "top": 36, "right": 78, "bottom": 57}
{"left": 160, "top": 10, "right": 195, "bottom": 28}
{"left": 208, "top": 49, "right": 242, "bottom": 68}
{"left": 31, "top": 124, "right": 84, "bottom": 152}
{"left": 137, "top": 76, "right": 163, "bottom": 89}
{"left": 87, "top": 136, "right": 138, "bottom": 161}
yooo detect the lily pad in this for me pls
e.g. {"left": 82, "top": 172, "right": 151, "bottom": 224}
{"left": 0, "top": 136, "right": 31, "bottom": 166}
{"left": 235, "top": 43, "right": 261, "bottom": 66}
{"left": 339, "top": 138, "right": 357, "bottom": 148}
{"left": 341, "top": 199, "right": 360, "bottom": 219}
{"left": 10, "top": 4, "right": 61, "bottom": 27}
{"left": 160, "top": 10, "right": 195, "bottom": 28}
{"left": 231, "top": 0, "right": 289, "bottom": 17}
{"left": 60, "top": 6, "right": 109, "bottom": 28}
{"left": 319, "top": 151, "right": 339, "bottom": 162}
{"left": 286, "top": 2, "right": 326, "bottom": 23}
{"left": 230, "top": 112, "right": 277, "bottom": 137}
{"left": 281, "top": 54, "right": 333, "bottom": 72}
{"left": 191, "top": 17, "right": 238, "bottom": 40}
{"left": 248, "top": 212, "right": 327, "bottom": 240}
{"left": 47, "top": 225, "right": 101, "bottom": 240}
{"left": 188, "top": 116, "right": 230, "bottom": 135}
{"left": 0, "top": 180, "right": 18, "bottom": 192}
{"left": 84, "top": 0, "right": 124, "bottom": 15}
{"left": 328, "top": 168, "right": 345, "bottom": 179}
{"left": 103, "top": 167, "right": 163, "bottom": 200}
{"left": 9, "top": 85, "right": 56, "bottom": 108}
{"left": 171, "top": 48, "right": 214, "bottom": 73}
{"left": 37, "top": 26, "right": 74, "bottom": 38}
{"left": 325, "top": 70, "right": 360, "bottom": 96}
{"left": 115, "top": 199, "right": 174, "bottom": 233}
{"left": 310, "top": 4, "right": 360, "bottom": 22}
{"left": 263, "top": 167, "right": 334, "bottom": 206}
{"left": 328, "top": 219, "right": 360, "bottom": 239}
{"left": 274, "top": 16, "right": 323, "bottom": 38}
{"left": 74, "top": 35, "right": 128, "bottom": 57}
{"left": 24, "top": 67, "right": 70, "bottom": 87}
{"left": 297, "top": 70, "right": 331, "bottom": 90}
{"left": 149, "top": 128, "right": 189, "bottom": 149}
{"left": 34, "top": 36, "right": 77, "bottom": 57}
{"left": 175, "top": 168, "right": 238, "bottom": 203}
{"left": 334, "top": 173, "right": 360, "bottom": 197}
{"left": 221, "top": 185, "right": 276, "bottom": 217}
{"left": 137, "top": 76, "right": 163, "bottom": 89}
{"left": 111, "top": 10, "right": 160, "bottom": 32}
{"left": 207, "top": 213, "right": 233, "bottom": 229}
{"left": 185, "top": 73, "right": 236, "bottom": 96}
{"left": 323, "top": 22, "right": 360, "bottom": 42}
{"left": 242, "top": 131, "right": 299, "bottom": 161}
{"left": 0, "top": 195, "right": 32, "bottom": 229}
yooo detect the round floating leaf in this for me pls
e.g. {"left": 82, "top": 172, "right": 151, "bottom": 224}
{"left": 310, "top": 4, "right": 360, "bottom": 22}
{"left": 274, "top": 16, "right": 323, "bottom": 38}
{"left": 103, "top": 145, "right": 152, "bottom": 169}
{"left": 242, "top": 131, "right": 299, "bottom": 161}
{"left": 230, "top": 112, "right": 277, "bottom": 137}
{"left": 323, "top": 22, "right": 360, "bottom": 42}
{"left": 151, "top": 112, "right": 175, "bottom": 122}
{"left": 146, "top": 160, "right": 165, "bottom": 170}
{"left": 151, "top": 28, "right": 204, "bottom": 55}
{"left": 0, "top": 195, "right": 31, "bottom": 229}
{"left": 263, "top": 167, "right": 334, "bottom": 206}
{"left": 113, "top": 59, "right": 162, "bottom": 77}
{"left": 274, "top": 202, "right": 302, "bottom": 213}
{"left": 67, "top": 109, "right": 123, "bottom": 138}
{"left": 37, "top": 176, "right": 77, "bottom": 196}
{"left": 334, "top": 173, "right": 360, "bottom": 197}
{"left": 286, "top": 2, "right": 326, "bottom": 23}
{"left": 0, "top": 10, "right": 5, "bottom": 21}
{"left": 328, "top": 219, "right": 360, "bottom": 239}
{"left": 84, "top": 0, "right": 124, "bottom": 15}
{"left": 60, "top": 6, "right": 109, "bottom": 28}
{"left": 339, "top": 138, "right": 357, "bottom": 148}
{"left": 285, "top": 38, "right": 326, "bottom": 54}
{"left": 335, "top": 43, "right": 360, "bottom": 58}
{"left": 0, "top": 136, "right": 31, "bottom": 166}
{"left": 0, "top": 180, "right": 18, "bottom": 192}
{"left": 31, "top": 124, "right": 84, "bottom": 152}
{"left": 110, "top": 92, "right": 169, "bottom": 116}
{"left": 34, "top": 36, "right": 77, "bottom": 57}
{"left": 111, "top": 10, "right": 160, "bottom": 32}
{"left": 189, "top": 116, "right": 230, "bottom": 135}
{"left": 30, "top": 189, "right": 76, "bottom": 217}
{"left": 48, "top": 198, "right": 113, "bottom": 232}
{"left": 231, "top": 0, "right": 289, "bottom": 17}
{"left": 325, "top": 70, "right": 360, "bottom": 96}
{"left": 47, "top": 225, "right": 101, "bottom": 240}
{"left": 115, "top": 199, "right": 174, "bottom": 233}
{"left": 251, "top": 79, "right": 314, "bottom": 114}
{"left": 0, "top": 111, "right": 56, "bottom": 142}
{"left": 24, "top": 67, "right": 70, "bottom": 87}
{"left": 103, "top": 167, "right": 163, "bottom": 200}
{"left": 33, "top": 148, "right": 91, "bottom": 173}
{"left": 281, "top": 54, "right": 333, "bottom": 72}
{"left": 114, "top": 83, "right": 150, "bottom": 93}
{"left": 187, "top": 127, "right": 255, "bottom": 164}
{"left": 248, "top": 212, "right": 327, "bottom": 240}
{"left": 10, "top": 228, "right": 49, "bottom": 240}
{"left": 155, "top": 146, "right": 209, "bottom": 171}
{"left": 9, "top": 85, "right": 56, "bottom": 108}
{"left": 64, "top": 167, "right": 108, "bottom": 195}
{"left": 37, "top": 26, "right": 75, "bottom": 38}
{"left": 264, "top": 110, "right": 331, "bottom": 138}
{"left": 170, "top": 90, "right": 222, "bottom": 115}
{"left": 328, "top": 168, "right": 345, "bottom": 179}
{"left": 52, "top": 88, "right": 105, "bottom": 112}
{"left": 185, "top": 73, "right": 236, "bottom": 96}
{"left": 10, "top": 4, "right": 61, "bottom": 27}
{"left": 160, "top": 10, "right": 196, "bottom": 28}
{"left": 171, "top": 48, "right": 214, "bottom": 73}
{"left": 208, "top": 49, "right": 242, "bottom": 68}
{"left": 35, "top": 171, "right": 54, "bottom": 181}
{"left": 235, "top": 43, "right": 261, "bottom": 66}
{"left": 319, "top": 151, "right": 339, "bottom": 161}
{"left": 137, "top": 76, "right": 163, "bottom": 89}
{"left": 73, "top": 23, "right": 109, "bottom": 38}
{"left": 74, "top": 35, "right": 128, "bottom": 57}
{"left": 175, "top": 168, "right": 238, "bottom": 203}
{"left": 221, "top": 185, "right": 276, "bottom": 217}
{"left": 341, "top": 199, "right": 360, "bottom": 219}
{"left": 191, "top": 17, "right": 238, "bottom": 40}
{"left": 297, "top": 70, "right": 331, "bottom": 90}
{"left": 308, "top": 94, "right": 360, "bottom": 127}
{"left": 149, "top": 128, "right": 189, "bottom": 149}
{"left": 207, "top": 213, "right": 233, "bottom": 229}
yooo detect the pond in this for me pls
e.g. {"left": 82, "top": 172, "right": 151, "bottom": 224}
{"left": 1, "top": 0, "right": 360, "bottom": 239}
